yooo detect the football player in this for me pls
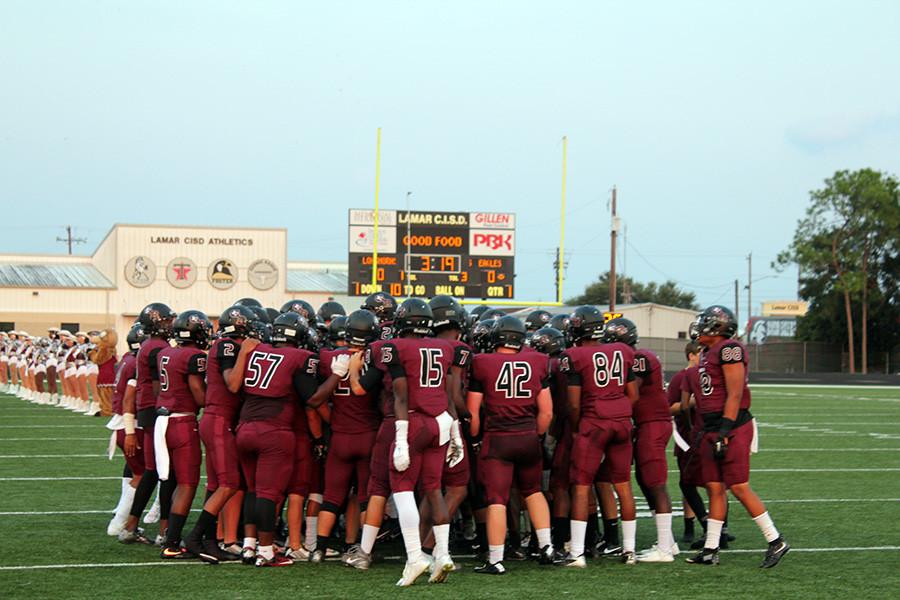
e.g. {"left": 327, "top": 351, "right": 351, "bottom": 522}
{"left": 118, "top": 303, "right": 177, "bottom": 544}
{"left": 107, "top": 324, "right": 147, "bottom": 537}
{"left": 419, "top": 296, "right": 472, "bottom": 554}
{"left": 195, "top": 305, "right": 257, "bottom": 560}
{"left": 382, "top": 299, "right": 463, "bottom": 585}
{"left": 669, "top": 342, "right": 708, "bottom": 544}
{"left": 467, "top": 316, "right": 556, "bottom": 574}
{"left": 686, "top": 306, "right": 788, "bottom": 568}
{"left": 308, "top": 310, "right": 379, "bottom": 562}
{"left": 600, "top": 318, "right": 678, "bottom": 562}
{"left": 561, "top": 306, "right": 639, "bottom": 567}
{"left": 232, "top": 312, "right": 320, "bottom": 567}
{"left": 531, "top": 326, "right": 570, "bottom": 555}
{"left": 155, "top": 311, "right": 214, "bottom": 561}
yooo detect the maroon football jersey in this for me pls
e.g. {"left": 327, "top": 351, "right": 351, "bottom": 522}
{"left": 632, "top": 349, "right": 669, "bottom": 424}
{"left": 238, "top": 343, "right": 319, "bottom": 429}
{"left": 560, "top": 342, "right": 635, "bottom": 421}
{"left": 136, "top": 338, "right": 170, "bottom": 411}
{"left": 112, "top": 353, "right": 137, "bottom": 416}
{"left": 680, "top": 365, "right": 705, "bottom": 432}
{"left": 470, "top": 351, "right": 550, "bottom": 432}
{"left": 696, "top": 338, "right": 751, "bottom": 414}
{"left": 668, "top": 367, "right": 690, "bottom": 439}
{"left": 320, "top": 347, "right": 380, "bottom": 434}
{"left": 156, "top": 346, "right": 206, "bottom": 414}
{"left": 381, "top": 337, "right": 453, "bottom": 417}
{"left": 368, "top": 339, "right": 394, "bottom": 417}
{"left": 549, "top": 356, "right": 569, "bottom": 428}
{"left": 97, "top": 355, "right": 117, "bottom": 386}
{"left": 204, "top": 337, "right": 242, "bottom": 421}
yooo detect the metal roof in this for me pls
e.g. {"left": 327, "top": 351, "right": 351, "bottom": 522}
{"left": 0, "top": 263, "right": 114, "bottom": 289}
{"left": 287, "top": 269, "right": 347, "bottom": 293}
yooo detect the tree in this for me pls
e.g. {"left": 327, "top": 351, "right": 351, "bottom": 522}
{"left": 568, "top": 271, "right": 699, "bottom": 310}
{"left": 776, "top": 169, "right": 900, "bottom": 373}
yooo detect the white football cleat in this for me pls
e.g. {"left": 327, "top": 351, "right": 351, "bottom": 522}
{"left": 286, "top": 545, "right": 310, "bottom": 561}
{"left": 563, "top": 554, "right": 586, "bottom": 568}
{"left": 636, "top": 545, "right": 675, "bottom": 563}
{"left": 396, "top": 557, "right": 432, "bottom": 587}
{"left": 429, "top": 555, "right": 455, "bottom": 583}
{"left": 144, "top": 497, "right": 161, "bottom": 524}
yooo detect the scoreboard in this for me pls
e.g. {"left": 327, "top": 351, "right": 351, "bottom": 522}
{"left": 348, "top": 209, "right": 515, "bottom": 299}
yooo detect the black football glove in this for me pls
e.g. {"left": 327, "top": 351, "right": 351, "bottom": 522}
{"left": 713, "top": 436, "right": 728, "bottom": 461}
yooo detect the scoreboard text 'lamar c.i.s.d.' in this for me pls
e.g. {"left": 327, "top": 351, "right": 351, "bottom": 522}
{"left": 347, "top": 209, "right": 516, "bottom": 299}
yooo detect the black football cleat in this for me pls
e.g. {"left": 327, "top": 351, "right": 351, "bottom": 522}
{"left": 686, "top": 548, "right": 719, "bottom": 566}
{"left": 309, "top": 548, "right": 326, "bottom": 564}
{"left": 760, "top": 537, "right": 790, "bottom": 568}
{"left": 160, "top": 545, "right": 194, "bottom": 560}
{"left": 474, "top": 561, "right": 507, "bottom": 575}
{"left": 537, "top": 545, "right": 559, "bottom": 565}
{"left": 184, "top": 533, "right": 219, "bottom": 565}
{"left": 597, "top": 540, "right": 622, "bottom": 557}
{"left": 204, "top": 540, "right": 240, "bottom": 562}
{"left": 506, "top": 546, "right": 527, "bottom": 561}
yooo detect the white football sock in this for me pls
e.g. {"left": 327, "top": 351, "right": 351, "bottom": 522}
{"left": 489, "top": 544, "right": 504, "bottom": 564}
{"left": 433, "top": 523, "right": 450, "bottom": 559}
{"left": 570, "top": 519, "right": 587, "bottom": 557}
{"left": 243, "top": 536, "right": 257, "bottom": 550}
{"left": 753, "top": 512, "right": 780, "bottom": 543}
{"left": 655, "top": 512, "right": 674, "bottom": 551}
{"left": 360, "top": 523, "right": 379, "bottom": 554}
{"left": 394, "top": 491, "right": 423, "bottom": 562}
{"left": 622, "top": 519, "right": 636, "bottom": 553}
{"left": 258, "top": 544, "right": 274, "bottom": 560}
{"left": 705, "top": 518, "right": 724, "bottom": 550}
{"left": 305, "top": 516, "right": 318, "bottom": 549}
{"left": 536, "top": 527, "right": 552, "bottom": 550}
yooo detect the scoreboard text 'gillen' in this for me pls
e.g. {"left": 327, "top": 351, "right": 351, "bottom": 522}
{"left": 347, "top": 209, "right": 516, "bottom": 299}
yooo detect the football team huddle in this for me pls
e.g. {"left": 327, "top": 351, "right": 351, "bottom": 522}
{"left": 4, "top": 293, "right": 790, "bottom": 585}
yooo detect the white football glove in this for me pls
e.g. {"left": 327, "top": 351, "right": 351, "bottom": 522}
{"left": 331, "top": 354, "right": 351, "bottom": 378}
{"left": 393, "top": 420, "right": 410, "bottom": 472}
{"left": 446, "top": 419, "right": 465, "bottom": 468}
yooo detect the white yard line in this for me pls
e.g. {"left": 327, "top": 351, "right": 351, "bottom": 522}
{"left": 1, "top": 547, "right": 898, "bottom": 570}
{"left": 758, "top": 448, "right": 900, "bottom": 452}
{"left": 0, "top": 438, "right": 109, "bottom": 442}
{"left": 0, "top": 454, "right": 106, "bottom": 458}
{"left": 0, "top": 425, "right": 101, "bottom": 429}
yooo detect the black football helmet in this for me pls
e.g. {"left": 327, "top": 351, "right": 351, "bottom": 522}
{"left": 361, "top": 292, "right": 397, "bottom": 321}
{"left": 266, "top": 307, "right": 280, "bottom": 323}
{"left": 218, "top": 305, "right": 255, "bottom": 339}
{"left": 317, "top": 301, "right": 346, "bottom": 324}
{"left": 126, "top": 323, "right": 147, "bottom": 354}
{"left": 492, "top": 316, "right": 527, "bottom": 350}
{"left": 568, "top": 305, "right": 606, "bottom": 342}
{"left": 234, "top": 297, "right": 263, "bottom": 308}
{"left": 478, "top": 308, "right": 506, "bottom": 322}
{"left": 247, "top": 320, "right": 271, "bottom": 343}
{"left": 549, "top": 314, "right": 569, "bottom": 331}
{"left": 138, "top": 302, "right": 177, "bottom": 337}
{"left": 247, "top": 305, "right": 269, "bottom": 324}
{"left": 601, "top": 317, "right": 639, "bottom": 346}
{"left": 271, "top": 312, "right": 308, "bottom": 347}
{"left": 305, "top": 327, "right": 321, "bottom": 352}
{"left": 470, "top": 320, "right": 497, "bottom": 353}
{"left": 524, "top": 309, "right": 553, "bottom": 332}
{"left": 281, "top": 299, "right": 316, "bottom": 322}
{"left": 429, "top": 295, "right": 465, "bottom": 331}
{"left": 327, "top": 315, "right": 348, "bottom": 344}
{"left": 172, "top": 310, "right": 213, "bottom": 349}
{"left": 345, "top": 310, "right": 379, "bottom": 347}
{"left": 530, "top": 326, "right": 566, "bottom": 356}
{"left": 394, "top": 298, "right": 434, "bottom": 336}
{"left": 694, "top": 305, "right": 738, "bottom": 339}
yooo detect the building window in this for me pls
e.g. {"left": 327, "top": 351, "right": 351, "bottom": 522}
{"left": 677, "top": 331, "right": 687, "bottom": 339}
{"left": 61, "top": 323, "right": 80, "bottom": 334}
{"left": 0, "top": 322, "right": 13, "bottom": 333}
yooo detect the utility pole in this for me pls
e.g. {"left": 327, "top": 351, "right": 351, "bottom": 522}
{"left": 553, "top": 246, "right": 569, "bottom": 302}
{"left": 56, "top": 226, "right": 87, "bottom": 255}
{"left": 746, "top": 252, "right": 752, "bottom": 322}
{"left": 609, "top": 186, "right": 618, "bottom": 311}
{"left": 734, "top": 279, "right": 740, "bottom": 333}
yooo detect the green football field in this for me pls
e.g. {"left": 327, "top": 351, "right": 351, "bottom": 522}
{"left": 1, "top": 386, "right": 898, "bottom": 599}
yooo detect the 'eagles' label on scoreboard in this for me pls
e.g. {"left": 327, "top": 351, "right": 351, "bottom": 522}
{"left": 348, "top": 209, "right": 515, "bottom": 299}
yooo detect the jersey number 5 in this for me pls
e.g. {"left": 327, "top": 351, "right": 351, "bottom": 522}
{"left": 158, "top": 356, "right": 170, "bottom": 392}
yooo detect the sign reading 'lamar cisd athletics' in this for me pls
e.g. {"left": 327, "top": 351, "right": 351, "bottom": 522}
{"left": 348, "top": 209, "right": 515, "bottom": 299}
